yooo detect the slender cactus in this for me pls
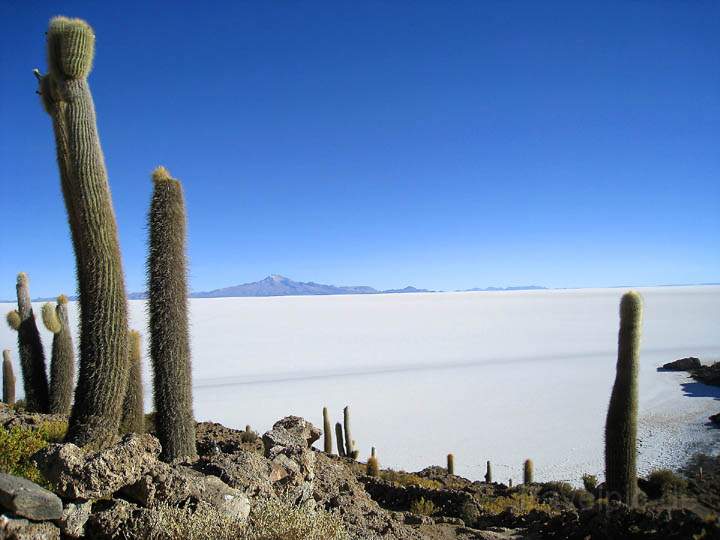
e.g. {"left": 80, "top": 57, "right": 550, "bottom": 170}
{"left": 38, "top": 17, "right": 130, "bottom": 449}
{"left": 485, "top": 461, "right": 492, "bottom": 483}
{"left": 148, "top": 166, "right": 196, "bottom": 462}
{"left": 322, "top": 406, "right": 333, "bottom": 454}
{"left": 335, "top": 422, "right": 346, "bottom": 457}
{"left": 524, "top": 459, "right": 534, "bottom": 484}
{"left": 447, "top": 453, "right": 455, "bottom": 475}
{"left": 10, "top": 273, "right": 49, "bottom": 412}
{"left": 120, "top": 330, "right": 144, "bottom": 434}
{"left": 604, "top": 291, "right": 642, "bottom": 506}
{"left": 2, "top": 350, "right": 16, "bottom": 405}
{"left": 367, "top": 453, "right": 380, "bottom": 477}
{"left": 42, "top": 296, "right": 76, "bottom": 414}
{"left": 343, "top": 406, "right": 356, "bottom": 460}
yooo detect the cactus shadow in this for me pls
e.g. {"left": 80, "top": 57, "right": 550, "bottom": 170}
{"left": 680, "top": 381, "right": 720, "bottom": 400}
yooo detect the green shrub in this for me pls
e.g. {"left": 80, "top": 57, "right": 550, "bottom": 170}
{"left": 0, "top": 421, "right": 67, "bottom": 486}
{"left": 245, "top": 496, "right": 348, "bottom": 540}
{"left": 540, "top": 481, "right": 574, "bottom": 499}
{"left": 646, "top": 469, "right": 688, "bottom": 499}
{"left": 380, "top": 470, "right": 442, "bottom": 490}
{"left": 582, "top": 474, "right": 598, "bottom": 492}
{"left": 410, "top": 497, "right": 437, "bottom": 516}
{"left": 477, "top": 493, "right": 555, "bottom": 516}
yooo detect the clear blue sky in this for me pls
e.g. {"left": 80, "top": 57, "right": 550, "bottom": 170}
{"left": 1, "top": 1, "right": 718, "bottom": 299}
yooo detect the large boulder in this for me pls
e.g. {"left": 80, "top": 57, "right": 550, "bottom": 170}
{"left": 661, "top": 357, "right": 701, "bottom": 371}
{"left": 0, "top": 515, "right": 59, "bottom": 540}
{"left": 197, "top": 451, "right": 274, "bottom": 498}
{"left": 262, "top": 416, "right": 321, "bottom": 457}
{"left": 33, "top": 434, "right": 161, "bottom": 500}
{"left": 121, "top": 463, "right": 250, "bottom": 521}
{"left": 0, "top": 474, "right": 62, "bottom": 521}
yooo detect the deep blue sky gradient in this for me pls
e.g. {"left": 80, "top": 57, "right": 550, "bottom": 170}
{"left": 1, "top": 1, "right": 718, "bottom": 298}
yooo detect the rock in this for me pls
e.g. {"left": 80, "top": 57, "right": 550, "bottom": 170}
{"left": 84, "top": 499, "right": 143, "bottom": 540}
{"left": 0, "top": 474, "right": 62, "bottom": 521}
{"left": 709, "top": 412, "right": 720, "bottom": 425}
{"left": 197, "top": 451, "right": 274, "bottom": 498}
{"left": 661, "top": 357, "right": 701, "bottom": 371}
{"left": 57, "top": 502, "right": 91, "bottom": 539}
{"left": 262, "top": 416, "right": 321, "bottom": 457}
{"left": 121, "top": 463, "right": 250, "bottom": 521}
{"left": 0, "top": 515, "right": 59, "bottom": 540}
{"left": 34, "top": 434, "right": 161, "bottom": 500}
{"left": 195, "top": 422, "right": 262, "bottom": 456}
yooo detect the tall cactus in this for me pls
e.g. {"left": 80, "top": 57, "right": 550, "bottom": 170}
{"left": 485, "top": 461, "right": 492, "bottom": 483}
{"left": 120, "top": 330, "right": 145, "bottom": 434}
{"left": 42, "top": 296, "right": 75, "bottom": 414}
{"left": 367, "top": 450, "right": 380, "bottom": 477}
{"left": 148, "top": 166, "right": 196, "bottom": 462}
{"left": 38, "top": 17, "right": 130, "bottom": 449}
{"left": 604, "top": 291, "right": 642, "bottom": 506}
{"left": 447, "top": 453, "right": 455, "bottom": 475}
{"left": 322, "top": 406, "right": 333, "bottom": 454}
{"left": 335, "top": 422, "right": 346, "bottom": 457}
{"left": 343, "top": 406, "right": 358, "bottom": 460}
{"left": 7, "top": 273, "right": 49, "bottom": 412}
{"left": 2, "top": 350, "right": 16, "bottom": 405}
{"left": 524, "top": 459, "right": 534, "bottom": 484}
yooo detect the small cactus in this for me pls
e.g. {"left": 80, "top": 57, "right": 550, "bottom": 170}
{"left": 335, "top": 422, "right": 346, "bottom": 457}
{"left": 42, "top": 296, "right": 75, "bottom": 415}
{"left": 508, "top": 478, "right": 513, "bottom": 488}
{"left": 119, "top": 330, "right": 144, "bottom": 434}
{"left": 10, "top": 273, "right": 49, "bottom": 412}
{"left": 322, "top": 406, "right": 333, "bottom": 454}
{"left": 148, "top": 166, "right": 196, "bottom": 462}
{"left": 524, "top": 459, "right": 534, "bottom": 484}
{"left": 485, "top": 461, "right": 492, "bottom": 483}
{"left": 447, "top": 453, "right": 455, "bottom": 475}
{"left": 604, "top": 291, "right": 642, "bottom": 506}
{"left": 367, "top": 453, "right": 380, "bottom": 477}
{"left": 2, "top": 350, "right": 16, "bottom": 405}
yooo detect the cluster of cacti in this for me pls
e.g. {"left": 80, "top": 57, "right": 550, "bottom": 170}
{"left": 119, "top": 330, "right": 145, "bottom": 434}
{"left": 42, "top": 295, "right": 75, "bottom": 414}
{"left": 6, "top": 273, "right": 49, "bottom": 412}
{"left": 38, "top": 17, "right": 130, "bottom": 449}
{"left": 524, "top": 459, "right": 534, "bottom": 484}
{"left": 604, "top": 291, "right": 642, "bottom": 506}
{"left": 485, "top": 461, "right": 492, "bottom": 483}
{"left": 148, "top": 166, "right": 197, "bottom": 462}
{"left": 367, "top": 447, "right": 380, "bottom": 477}
{"left": 322, "top": 407, "right": 333, "bottom": 454}
{"left": 447, "top": 453, "right": 455, "bottom": 475}
{"left": 2, "top": 350, "right": 15, "bottom": 405}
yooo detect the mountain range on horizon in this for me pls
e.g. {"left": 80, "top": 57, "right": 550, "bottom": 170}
{"left": 10, "top": 274, "right": 720, "bottom": 303}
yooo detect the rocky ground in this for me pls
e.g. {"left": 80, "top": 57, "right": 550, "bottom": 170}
{"left": 0, "top": 404, "right": 719, "bottom": 539}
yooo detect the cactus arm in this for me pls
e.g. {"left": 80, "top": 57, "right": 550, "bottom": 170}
{"left": 42, "top": 303, "right": 62, "bottom": 334}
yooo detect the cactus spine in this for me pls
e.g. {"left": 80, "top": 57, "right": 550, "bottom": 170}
{"left": 485, "top": 461, "right": 492, "bottom": 483}
{"left": 367, "top": 451, "right": 380, "bottom": 477}
{"left": 335, "top": 422, "right": 346, "bottom": 457}
{"left": 10, "top": 274, "right": 49, "bottom": 412}
{"left": 447, "top": 453, "right": 455, "bottom": 475}
{"left": 39, "top": 17, "right": 130, "bottom": 449}
{"left": 148, "top": 167, "right": 196, "bottom": 462}
{"left": 120, "top": 330, "right": 144, "bottom": 434}
{"left": 42, "top": 296, "right": 75, "bottom": 414}
{"left": 604, "top": 291, "right": 642, "bottom": 506}
{"left": 322, "top": 407, "right": 333, "bottom": 454}
{"left": 2, "top": 350, "right": 16, "bottom": 405}
{"left": 524, "top": 459, "right": 534, "bottom": 484}
{"left": 343, "top": 406, "right": 358, "bottom": 460}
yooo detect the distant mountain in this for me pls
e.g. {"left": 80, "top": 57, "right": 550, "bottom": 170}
{"left": 381, "top": 286, "right": 433, "bottom": 294}
{"left": 462, "top": 285, "right": 547, "bottom": 292}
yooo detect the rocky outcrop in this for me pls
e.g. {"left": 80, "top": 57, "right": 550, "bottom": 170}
{"left": 57, "top": 502, "right": 91, "bottom": 539}
{"left": 0, "top": 474, "right": 62, "bottom": 521}
{"left": 196, "top": 451, "right": 274, "bottom": 498}
{"left": 661, "top": 357, "right": 702, "bottom": 371}
{"left": 34, "top": 434, "right": 161, "bottom": 500}
{"left": 0, "top": 515, "right": 59, "bottom": 540}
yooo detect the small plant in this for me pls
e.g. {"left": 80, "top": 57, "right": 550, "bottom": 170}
{"left": 645, "top": 469, "right": 688, "bottom": 499}
{"left": 476, "top": 492, "right": 555, "bottom": 516}
{"left": 582, "top": 473, "right": 598, "bottom": 492}
{"left": 367, "top": 454, "right": 380, "bottom": 477}
{"left": 0, "top": 421, "right": 67, "bottom": 487}
{"left": 245, "top": 495, "right": 348, "bottom": 540}
{"left": 380, "top": 470, "right": 442, "bottom": 490}
{"left": 410, "top": 497, "right": 436, "bottom": 516}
